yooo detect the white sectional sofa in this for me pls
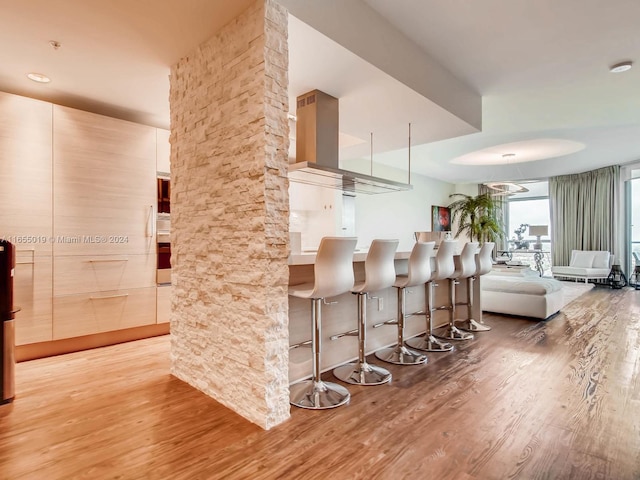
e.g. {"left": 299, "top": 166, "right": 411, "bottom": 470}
{"left": 481, "top": 270, "right": 564, "bottom": 320}
{"left": 551, "top": 250, "right": 612, "bottom": 283}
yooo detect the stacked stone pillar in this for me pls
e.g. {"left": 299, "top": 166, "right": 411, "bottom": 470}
{"left": 169, "top": 0, "right": 290, "bottom": 429}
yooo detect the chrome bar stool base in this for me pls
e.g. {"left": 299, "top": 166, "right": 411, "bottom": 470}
{"left": 435, "top": 324, "right": 474, "bottom": 341}
{"left": 333, "top": 361, "right": 392, "bottom": 385}
{"left": 375, "top": 344, "right": 427, "bottom": 365}
{"left": 456, "top": 318, "right": 491, "bottom": 332}
{"left": 289, "top": 379, "right": 350, "bottom": 410}
{"left": 406, "top": 334, "right": 454, "bottom": 352}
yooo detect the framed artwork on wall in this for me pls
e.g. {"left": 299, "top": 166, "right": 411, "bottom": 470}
{"left": 432, "top": 205, "right": 452, "bottom": 232}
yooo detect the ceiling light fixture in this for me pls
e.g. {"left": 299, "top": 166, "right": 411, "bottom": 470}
{"left": 610, "top": 61, "right": 632, "bottom": 73}
{"left": 484, "top": 181, "right": 529, "bottom": 195}
{"left": 26, "top": 72, "right": 51, "bottom": 83}
{"left": 483, "top": 153, "right": 529, "bottom": 196}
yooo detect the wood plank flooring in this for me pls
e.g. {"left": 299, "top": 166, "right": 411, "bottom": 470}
{"left": 1, "top": 284, "right": 639, "bottom": 479}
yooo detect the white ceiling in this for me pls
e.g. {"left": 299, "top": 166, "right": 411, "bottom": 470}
{"left": 1, "top": 0, "right": 639, "bottom": 184}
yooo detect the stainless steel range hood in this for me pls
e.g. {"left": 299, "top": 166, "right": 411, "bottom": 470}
{"left": 288, "top": 90, "right": 412, "bottom": 195}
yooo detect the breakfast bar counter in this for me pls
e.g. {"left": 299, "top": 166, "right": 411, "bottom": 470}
{"left": 288, "top": 250, "right": 412, "bottom": 266}
{"left": 288, "top": 249, "right": 482, "bottom": 383}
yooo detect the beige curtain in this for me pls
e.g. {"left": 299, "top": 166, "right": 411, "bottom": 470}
{"left": 478, "top": 184, "right": 508, "bottom": 252}
{"left": 549, "top": 165, "right": 619, "bottom": 267}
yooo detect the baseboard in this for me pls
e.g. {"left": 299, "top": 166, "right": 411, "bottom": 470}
{"left": 16, "top": 323, "right": 170, "bottom": 362}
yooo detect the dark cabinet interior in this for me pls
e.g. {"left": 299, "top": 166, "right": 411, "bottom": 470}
{"left": 157, "top": 178, "right": 170, "bottom": 214}
{"left": 157, "top": 243, "right": 171, "bottom": 269}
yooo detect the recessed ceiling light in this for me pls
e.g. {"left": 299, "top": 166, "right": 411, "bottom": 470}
{"left": 610, "top": 61, "right": 632, "bottom": 73}
{"left": 26, "top": 72, "right": 51, "bottom": 83}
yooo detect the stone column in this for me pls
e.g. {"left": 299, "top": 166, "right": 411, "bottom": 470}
{"left": 169, "top": 0, "right": 290, "bottom": 430}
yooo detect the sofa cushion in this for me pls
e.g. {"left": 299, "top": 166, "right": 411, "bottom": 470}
{"left": 571, "top": 251, "right": 595, "bottom": 268}
{"left": 482, "top": 275, "right": 563, "bottom": 295}
{"left": 592, "top": 251, "right": 610, "bottom": 269}
{"left": 552, "top": 266, "right": 610, "bottom": 277}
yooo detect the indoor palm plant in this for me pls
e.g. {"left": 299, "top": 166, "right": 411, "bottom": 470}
{"left": 448, "top": 192, "right": 505, "bottom": 243}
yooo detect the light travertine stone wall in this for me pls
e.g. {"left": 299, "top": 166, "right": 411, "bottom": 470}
{"left": 168, "top": 0, "right": 290, "bottom": 430}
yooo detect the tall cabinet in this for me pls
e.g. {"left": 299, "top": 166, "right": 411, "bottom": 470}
{"left": 0, "top": 93, "right": 53, "bottom": 345}
{"left": 1, "top": 92, "right": 164, "bottom": 348}
{"left": 51, "top": 106, "right": 157, "bottom": 339}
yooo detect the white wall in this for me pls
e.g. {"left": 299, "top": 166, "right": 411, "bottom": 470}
{"left": 289, "top": 163, "right": 476, "bottom": 252}
{"left": 289, "top": 182, "right": 344, "bottom": 250}
{"left": 352, "top": 163, "right": 456, "bottom": 251}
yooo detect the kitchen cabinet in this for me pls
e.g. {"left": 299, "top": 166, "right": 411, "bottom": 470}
{"left": 53, "top": 287, "right": 157, "bottom": 339}
{"left": 52, "top": 106, "right": 156, "bottom": 257}
{"left": 1, "top": 92, "right": 168, "bottom": 349}
{"left": 0, "top": 93, "right": 53, "bottom": 344}
{"left": 157, "top": 128, "right": 170, "bottom": 174}
{"left": 156, "top": 284, "right": 171, "bottom": 324}
{"left": 51, "top": 106, "right": 157, "bottom": 339}
{"left": 53, "top": 255, "right": 155, "bottom": 295}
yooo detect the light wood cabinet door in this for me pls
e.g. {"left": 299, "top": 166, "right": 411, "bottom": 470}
{"left": 0, "top": 93, "right": 54, "bottom": 345}
{"left": 54, "top": 254, "right": 156, "bottom": 296}
{"left": 157, "top": 128, "right": 170, "bottom": 174}
{"left": 53, "top": 287, "right": 156, "bottom": 340}
{"left": 156, "top": 285, "right": 172, "bottom": 324}
{"left": 14, "top": 254, "right": 53, "bottom": 344}
{"left": 52, "top": 105, "right": 156, "bottom": 256}
{"left": 0, "top": 93, "right": 53, "bottom": 254}
{"left": 52, "top": 106, "right": 157, "bottom": 337}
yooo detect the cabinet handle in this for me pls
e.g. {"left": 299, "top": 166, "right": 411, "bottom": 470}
{"left": 146, "top": 205, "right": 155, "bottom": 238}
{"left": 90, "top": 293, "right": 129, "bottom": 300}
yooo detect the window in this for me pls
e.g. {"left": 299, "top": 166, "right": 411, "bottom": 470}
{"left": 629, "top": 177, "right": 640, "bottom": 271}
{"left": 506, "top": 181, "right": 551, "bottom": 252}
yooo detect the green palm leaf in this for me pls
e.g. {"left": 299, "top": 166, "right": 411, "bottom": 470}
{"left": 448, "top": 193, "right": 505, "bottom": 243}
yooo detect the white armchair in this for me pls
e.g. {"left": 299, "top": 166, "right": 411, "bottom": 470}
{"left": 551, "top": 250, "right": 612, "bottom": 283}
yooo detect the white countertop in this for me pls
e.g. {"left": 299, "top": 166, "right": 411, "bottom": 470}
{"left": 289, "top": 250, "right": 412, "bottom": 266}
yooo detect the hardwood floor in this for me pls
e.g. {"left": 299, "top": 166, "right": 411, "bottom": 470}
{"left": 1, "top": 284, "right": 639, "bottom": 479}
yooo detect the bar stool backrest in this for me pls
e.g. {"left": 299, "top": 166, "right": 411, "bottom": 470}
{"left": 476, "top": 242, "right": 495, "bottom": 276}
{"left": 361, "top": 239, "right": 399, "bottom": 292}
{"left": 406, "top": 241, "right": 436, "bottom": 287}
{"left": 313, "top": 237, "right": 357, "bottom": 299}
{"left": 454, "top": 242, "right": 479, "bottom": 279}
{"left": 433, "top": 240, "right": 457, "bottom": 280}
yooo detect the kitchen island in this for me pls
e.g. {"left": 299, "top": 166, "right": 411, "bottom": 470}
{"left": 288, "top": 249, "right": 482, "bottom": 383}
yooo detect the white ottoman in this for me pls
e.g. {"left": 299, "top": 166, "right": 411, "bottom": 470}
{"left": 481, "top": 271, "right": 564, "bottom": 320}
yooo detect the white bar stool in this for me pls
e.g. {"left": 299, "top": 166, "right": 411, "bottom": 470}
{"left": 289, "top": 236, "right": 357, "bottom": 410}
{"left": 374, "top": 241, "right": 433, "bottom": 365}
{"left": 457, "top": 242, "right": 494, "bottom": 332}
{"left": 406, "top": 239, "right": 455, "bottom": 352}
{"left": 333, "top": 239, "right": 398, "bottom": 385}
{"left": 435, "top": 241, "right": 477, "bottom": 341}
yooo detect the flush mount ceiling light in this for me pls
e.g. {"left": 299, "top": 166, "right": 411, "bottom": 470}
{"left": 26, "top": 72, "right": 51, "bottom": 83}
{"left": 610, "top": 61, "right": 632, "bottom": 73}
{"left": 451, "top": 139, "right": 585, "bottom": 165}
